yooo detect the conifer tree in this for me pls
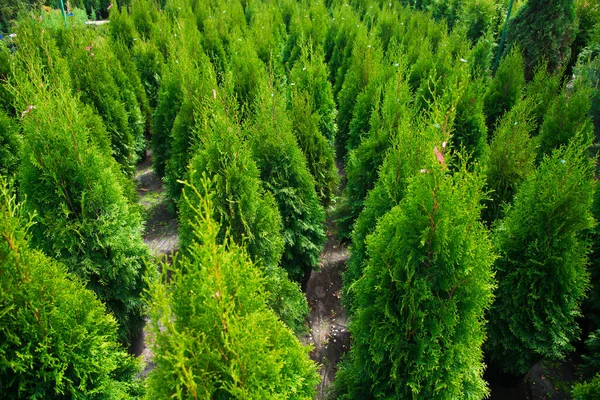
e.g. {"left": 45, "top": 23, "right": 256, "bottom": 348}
{"left": 0, "top": 109, "right": 20, "bottom": 179}
{"left": 483, "top": 47, "right": 525, "bottom": 129}
{"left": 487, "top": 136, "right": 595, "bottom": 375}
{"left": 343, "top": 95, "right": 459, "bottom": 313}
{"left": 16, "top": 69, "right": 149, "bottom": 344}
{"left": 0, "top": 180, "right": 142, "bottom": 399}
{"left": 334, "top": 158, "right": 495, "bottom": 399}
{"left": 538, "top": 82, "right": 593, "bottom": 158}
{"left": 335, "top": 30, "right": 382, "bottom": 159}
{"left": 504, "top": 0, "right": 577, "bottom": 79}
{"left": 248, "top": 89, "right": 326, "bottom": 286}
{"left": 288, "top": 40, "right": 337, "bottom": 144}
{"left": 337, "top": 62, "right": 412, "bottom": 239}
{"left": 164, "top": 25, "right": 217, "bottom": 204}
{"left": 289, "top": 90, "right": 339, "bottom": 205}
{"left": 62, "top": 31, "right": 145, "bottom": 175}
{"left": 483, "top": 100, "right": 538, "bottom": 224}
{"left": 146, "top": 181, "right": 319, "bottom": 399}
{"left": 151, "top": 61, "right": 184, "bottom": 178}
{"left": 180, "top": 105, "right": 308, "bottom": 333}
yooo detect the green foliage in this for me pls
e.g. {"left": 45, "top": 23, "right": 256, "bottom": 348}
{"left": 538, "top": 81, "right": 593, "bottom": 158}
{"left": 574, "top": 53, "right": 600, "bottom": 145}
{"left": 486, "top": 136, "right": 595, "bottom": 375}
{"left": 504, "top": 0, "right": 577, "bottom": 80}
{"left": 483, "top": 100, "right": 537, "bottom": 224}
{"left": 288, "top": 40, "right": 337, "bottom": 143}
{"left": 0, "top": 0, "right": 43, "bottom": 32}
{"left": 335, "top": 29, "right": 382, "bottom": 159}
{"left": 573, "top": 374, "right": 600, "bottom": 400}
{"left": 344, "top": 97, "right": 457, "bottom": 313}
{"left": 0, "top": 109, "right": 20, "bottom": 179}
{"left": 180, "top": 104, "right": 309, "bottom": 334}
{"left": 61, "top": 31, "right": 144, "bottom": 175}
{"left": 483, "top": 47, "right": 525, "bottom": 129}
{"left": 0, "top": 180, "right": 142, "bottom": 399}
{"left": 453, "top": 77, "right": 488, "bottom": 161}
{"left": 337, "top": 63, "right": 412, "bottom": 240}
{"left": 164, "top": 30, "right": 217, "bottom": 204}
{"left": 16, "top": 72, "right": 149, "bottom": 344}
{"left": 248, "top": 89, "right": 326, "bottom": 284}
{"left": 146, "top": 182, "right": 319, "bottom": 399}
{"left": 523, "top": 63, "right": 563, "bottom": 132}
{"left": 289, "top": 90, "right": 339, "bottom": 205}
{"left": 180, "top": 108, "right": 283, "bottom": 269}
{"left": 334, "top": 162, "right": 495, "bottom": 399}
{"left": 151, "top": 62, "right": 183, "bottom": 178}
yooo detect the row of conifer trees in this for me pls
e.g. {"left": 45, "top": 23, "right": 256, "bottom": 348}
{"left": 1, "top": 0, "right": 600, "bottom": 398}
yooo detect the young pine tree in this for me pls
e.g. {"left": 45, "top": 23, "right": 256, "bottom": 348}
{"left": 146, "top": 181, "right": 319, "bottom": 399}
{"left": 334, "top": 158, "right": 495, "bottom": 399}
{"left": 487, "top": 136, "right": 595, "bottom": 375}
{"left": 0, "top": 180, "right": 142, "bottom": 399}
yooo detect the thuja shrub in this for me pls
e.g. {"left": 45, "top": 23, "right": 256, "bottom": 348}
{"left": 289, "top": 90, "right": 339, "bottom": 206}
{"left": 16, "top": 80, "right": 149, "bottom": 344}
{"left": 337, "top": 63, "right": 413, "bottom": 240}
{"left": 504, "top": 0, "right": 577, "bottom": 80}
{"left": 453, "top": 77, "right": 488, "bottom": 162}
{"left": 482, "top": 99, "right": 538, "bottom": 224}
{"left": 151, "top": 61, "right": 184, "bottom": 178}
{"left": 0, "top": 180, "right": 142, "bottom": 399}
{"left": 282, "top": 1, "right": 329, "bottom": 69}
{"left": 523, "top": 63, "right": 563, "bottom": 133}
{"left": 61, "top": 31, "right": 144, "bottom": 175}
{"left": 248, "top": 89, "right": 326, "bottom": 286}
{"left": 483, "top": 47, "right": 525, "bottom": 130}
{"left": 180, "top": 107, "right": 309, "bottom": 334}
{"left": 334, "top": 162, "right": 495, "bottom": 399}
{"left": 323, "top": 5, "right": 362, "bottom": 96}
{"left": 164, "top": 28, "right": 217, "bottom": 204}
{"left": 343, "top": 98, "right": 457, "bottom": 313}
{"left": 146, "top": 182, "right": 319, "bottom": 399}
{"left": 486, "top": 136, "right": 595, "bottom": 375}
{"left": 538, "top": 82, "right": 593, "bottom": 159}
{"left": 288, "top": 40, "right": 337, "bottom": 143}
{"left": 335, "top": 30, "right": 382, "bottom": 159}
{"left": 0, "top": 110, "right": 20, "bottom": 179}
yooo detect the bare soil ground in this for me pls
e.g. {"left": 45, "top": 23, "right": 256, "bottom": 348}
{"left": 303, "top": 215, "right": 350, "bottom": 399}
{"left": 129, "top": 152, "right": 178, "bottom": 377}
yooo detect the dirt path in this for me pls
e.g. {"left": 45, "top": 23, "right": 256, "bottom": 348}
{"left": 129, "top": 151, "right": 178, "bottom": 377}
{"left": 304, "top": 216, "right": 350, "bottom": 398}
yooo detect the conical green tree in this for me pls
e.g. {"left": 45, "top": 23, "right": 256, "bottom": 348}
{"left": 483, "top": 47, "right": 525, "bottom": 130}
{"left": 146, "top": 180, "right": 319, "bottom": 399}
{"left": 248, "top": 89, "right": 326, "bottom": 286}
{"left": 289, "top": 90, "right": 339, "bottom": 206}
{"left": 180, "top": 105, "right": 308, "bottom": 333}
{"left": 0, "top": 180, "right": 142, "bottom": 399}
{"left": 483, "top": 99, "right": 538, "bottom": 224}
{"left": 504, "top": 0, "right": 577, "bottom": 80}
{"left": 16, "top": 74, "right": 149, "bottom": 344}
{"left": 334, "top": 160, "right": 495, "bottom": 399}
{"left": 487, "top": 135, "right": 595, "bottom": 375}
